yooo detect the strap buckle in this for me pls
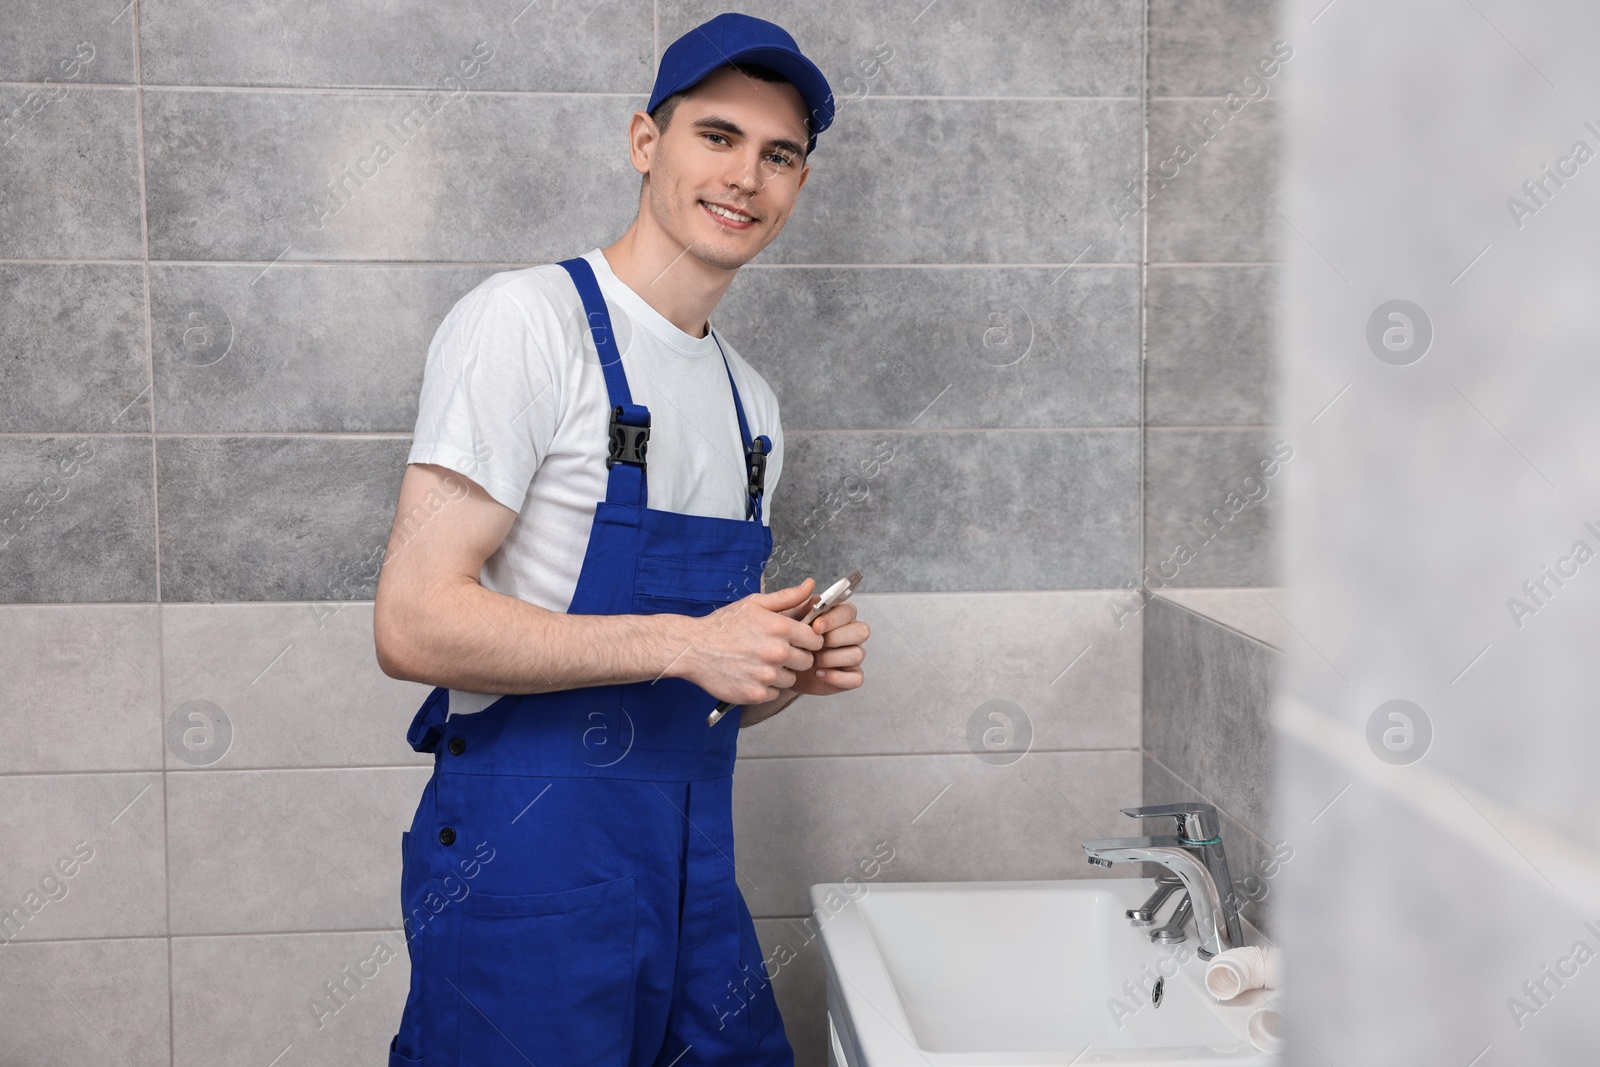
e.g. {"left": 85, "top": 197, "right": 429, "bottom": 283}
{"left": 607, "top": 406, "right": 650, "bottom": 469}
{"left": 745, "top": 435, "right": 769, "bottom": 517}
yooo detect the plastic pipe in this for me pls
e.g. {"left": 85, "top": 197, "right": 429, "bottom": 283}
{"left": 1203, "top": 945, "right": 1281, "bottom": 1000}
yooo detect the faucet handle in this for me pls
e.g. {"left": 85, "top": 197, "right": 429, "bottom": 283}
{"left": 1120, "top": 802, "right": 1221, "bottom": 844}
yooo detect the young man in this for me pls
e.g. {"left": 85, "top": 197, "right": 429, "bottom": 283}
{"left": 373, "top": 13, "right": 870, "bottom": 1067}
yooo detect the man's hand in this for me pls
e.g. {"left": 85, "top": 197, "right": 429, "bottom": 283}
{"left": 680, "top": 580, "right": 826, "bottom": 706}
{"left": 786, "top": 591, "right": 870, "bottom": 697}
{"left": 738, "top": 579, "right": 872, "bottom": 727}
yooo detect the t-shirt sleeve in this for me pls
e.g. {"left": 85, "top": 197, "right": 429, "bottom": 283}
{"left": 407, "top": 283, "right": 561, "bottom": 513}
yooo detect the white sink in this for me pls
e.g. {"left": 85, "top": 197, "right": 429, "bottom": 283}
{"left": 811, "top": 878, "right": 1280, "bottom": 1065}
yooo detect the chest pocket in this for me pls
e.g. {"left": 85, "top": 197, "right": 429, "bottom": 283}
{"left": 632, "top": 555, "right": 761, "bottom": 618}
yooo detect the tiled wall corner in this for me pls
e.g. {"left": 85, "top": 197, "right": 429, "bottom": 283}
{"left": 1142, "top": 593, "right": 1282, "bottom": 933}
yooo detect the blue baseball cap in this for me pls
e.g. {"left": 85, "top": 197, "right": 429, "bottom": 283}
{"left": 647, "top": 13, "right": 835, "bottom": 156}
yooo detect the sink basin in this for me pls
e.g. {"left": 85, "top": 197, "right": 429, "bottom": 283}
{"left": 811, "top": 878, "right": 1279, "bottom": 1065}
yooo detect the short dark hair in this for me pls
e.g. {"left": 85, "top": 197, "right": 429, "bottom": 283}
{"left": 647, "top": 62, "right": 804, "bottom": 153}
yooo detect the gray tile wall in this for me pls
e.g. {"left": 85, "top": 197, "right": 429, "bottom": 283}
{"left": 1143, "top": 0, "right": 1288, "bottom": 588}
{"left": 0, "top": 1, "right": 1271, "bottom": 1063}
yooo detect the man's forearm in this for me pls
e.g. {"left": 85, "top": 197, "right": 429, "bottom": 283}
{"left": 378, "top": 575, "right": 697, "bottom": 694}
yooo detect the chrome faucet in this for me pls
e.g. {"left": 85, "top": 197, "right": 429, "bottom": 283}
{"left": 1082, "top": 802, "right": 1243, "bottom": 959}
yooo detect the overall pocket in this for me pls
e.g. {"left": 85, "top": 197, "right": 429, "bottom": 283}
{"left": 456, "top": 874, "right": 637, "bottom": 1067}
{"left": 633, "top": 556, "right": 758, "bottom": 618}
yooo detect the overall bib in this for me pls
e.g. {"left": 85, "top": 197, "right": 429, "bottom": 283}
{"left": 388, "top": 256, "right": 791, "bottom": 1067}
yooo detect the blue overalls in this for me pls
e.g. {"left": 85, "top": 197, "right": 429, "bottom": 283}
{"left": 388, "top": 256, "right": 791, "bottom": 1067}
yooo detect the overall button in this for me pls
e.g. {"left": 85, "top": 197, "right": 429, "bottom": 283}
{"left": 439, "top": 827, "right": 457, "bottom": 846}
{"left": 447, "top": 736, "right": 466, "bottom": 756}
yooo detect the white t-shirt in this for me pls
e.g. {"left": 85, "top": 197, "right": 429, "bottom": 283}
{"left": 405, "top": 247, "right": 784, "bottom": 714}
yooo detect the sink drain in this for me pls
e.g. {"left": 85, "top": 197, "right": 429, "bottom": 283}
{"left": 1152, "top": 976, "right": 1165, "bottom": 1008}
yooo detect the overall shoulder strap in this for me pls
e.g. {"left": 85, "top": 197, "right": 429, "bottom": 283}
{"left": 710, "top": 329, "right": 770, "bottom": 523}
{"left": 556, "top": 257, "right": 649, "bottom": 508}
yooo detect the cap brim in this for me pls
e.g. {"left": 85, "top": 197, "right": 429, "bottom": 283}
{"left": 717, "top": 45, "right": 834, "bottom": 151}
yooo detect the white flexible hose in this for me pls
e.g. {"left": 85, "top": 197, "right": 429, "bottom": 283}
{"left": 1203, "top": 945, "right": 1281, "bottom": 999}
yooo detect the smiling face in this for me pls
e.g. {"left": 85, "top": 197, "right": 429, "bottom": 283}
{"left": 635, "top": 64, "right": 812, "bottom": 271}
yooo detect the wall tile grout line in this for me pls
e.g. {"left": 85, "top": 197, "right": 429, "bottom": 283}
{"left": 0, "top": 427, "right": 1166, "bottom": 439}
{"left": 0, "top": 769, "right": 175, "bottom": 779}
{"left": 0, "top": 80, "right": 1146, "bottom": 102}
{"left": 1146, "top": 261, "right": 1283, "bottom": 268}
{"left": 0, "top": 84, "right": 652, "bottom": 97}
{"left": 118, "top": 0, "right": 181, "bottom": 1057}
{"left": 0, "top": 431, "right": 419, "bottom": 439}
{"left": 1152, "top": 95, "right": 1291, "bottom": 103}
{"left": 1, "top": 257, "right": 1159, "bottom": 269}
{"left": 6, "top": 915, "right": 822, "bottom": 946}
{"left": 0, "top": 748, "right": 1142, "bottom": 777}
{"left": 102, "top": 3, "right": 173, "bottom": 1060}
{"left": 1138, "top": 0, "right": 1152, "bottom": 768}
{"left": 0, "top": 590, "right": 1162, "bottom": 609}
{"left": 737, "top": 748, "right": 1141, "bottom": 762}
{"left": 1144, "top": 424, "right": 1284, "bottom": 431}
{"left": 784, "top": 427, "right": 1143, "bottom": 435}
{"left": 0, "top": 428, "right": 1308, "bottom": 438}
{"left": 131, "top": 12, "right": 182, "bottom": 1064}
{"left": 0, "top": 258, "right": 1287, "bottom": 269}
{"left": 111, "top": 5, "right": 169, "bottom": 1057}
{"left": 0, "top": 767, "right": 429, "bottom": 778}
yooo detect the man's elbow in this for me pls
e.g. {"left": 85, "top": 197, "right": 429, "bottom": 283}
{"left": 372, "top": 595, "right": 420, "bottom": 682}
{"left": 374, "top": 638, "right": 413, "bottom": 682}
